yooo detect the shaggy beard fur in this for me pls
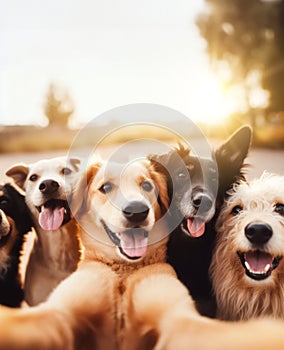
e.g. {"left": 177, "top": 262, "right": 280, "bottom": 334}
{"left": 210, "top": 173, "right": 284, "bottom": 321}
{"left": 210, "top": 238, "right": 284, "bottom": 321}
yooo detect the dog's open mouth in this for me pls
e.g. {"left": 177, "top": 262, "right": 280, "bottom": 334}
{"left": 102, "top": 220, "right": 149, "bottom": 261}
{"left": 36, "top": 199, "right": 70, "bottom": 231}
{"left": 181, "top": 217, "right": 206, "bottom": 238}
{"left": 237, "top": 250, "right": 282, "bottom": 281}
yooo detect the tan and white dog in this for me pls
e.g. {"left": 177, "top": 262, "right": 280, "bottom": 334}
{"left": 1, "top": 162, "right": 284, "bottom": 349}
{"left": 211, "top": 173, "right": 284, "bottom": 321}
{"left": 6, "top": 157, "right": 82, "bottom": 305}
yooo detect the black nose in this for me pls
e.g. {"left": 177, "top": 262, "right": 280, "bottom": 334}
{"left": 123, "top": 201, "right": 150, "bottom": 223}
{"left": 192, "top": 193, "right": 213, "bottom": 213}
{"left": 39, "top": 180, "right": 60, "bottom": 194}
{"left": 245, "top": 223, "right": 273, "bottom": 245}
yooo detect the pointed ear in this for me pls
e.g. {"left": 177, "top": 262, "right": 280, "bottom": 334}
{"left": 215, "top": 125, "right": 252, "bottom": 197}
{"left": 6, "top": 164, "right": 29, "bottom": 189}
{"left": 70, "top": 162, "right": 102, "bottom": 216}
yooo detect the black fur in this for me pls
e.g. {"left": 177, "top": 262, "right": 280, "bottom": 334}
{"left": 150, "top": 126, "right": 251, "bottom": 317}
{"left": 0, "top": 184, "right": 33, "bottom": 307}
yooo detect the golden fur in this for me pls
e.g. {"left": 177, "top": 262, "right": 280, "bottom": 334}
{"left": 1, "top": 166, "right": 284, "bottom": 349}
{"left": 0, "top": 161, "right": 197, "bottom": 349}
{"left": 211, "top": 173, "right": 284, "bottom": 320}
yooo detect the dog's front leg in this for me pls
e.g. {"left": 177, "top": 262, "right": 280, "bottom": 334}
{"left": 121, "top": 263, "right": 284, "bottom": 350}
{"left": 121, "top": 262, "right": 204, "bottom": 350}
{"left": 0, "top": 261, "right": 119, "bottom": 350}
{"left": 47, "top": 260, "right": 119, "bottom": 350}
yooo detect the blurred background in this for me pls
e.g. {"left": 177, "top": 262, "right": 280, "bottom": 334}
{"left": 1, "top": 0, "right": 284, "bottom": 177}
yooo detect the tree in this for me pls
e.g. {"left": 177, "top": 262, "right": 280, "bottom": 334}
{"left": 44, "top": 83, "right": 75, "bottom": 127}
{"left": 196, "top": 0, "right": 284, "bottom": 120}
{"left": 261, "top": 1, "right": 284, "bottom": 115}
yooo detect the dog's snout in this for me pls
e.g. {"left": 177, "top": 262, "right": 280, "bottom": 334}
{"left": 245, "top": 222, "right": 273, "bottom": 245}
{"left": 39, "top": 179, "right": 60, "bottom": 194}
{"left": 123, "top": 201, "right": 150, "bottom": 223}
{"left": 192, "top": 193, "right": 213, "bottom": 213}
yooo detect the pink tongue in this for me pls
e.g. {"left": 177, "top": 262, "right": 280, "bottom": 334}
{"left": 245, "top": 251, "right": 273, "bottom": 272}
{"left": 39, "top": 207, "right": 65, "bottom": 231}
{"left": 120, "top": 230, "right": 148, "bottom": 258}
{"left": 187, "top": 218, "right": 205, "bottom": 238}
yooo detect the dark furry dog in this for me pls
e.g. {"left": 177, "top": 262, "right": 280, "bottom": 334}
{"left": 0, "top": 184, "right": 33, "bottom": 307}
{"left": 151, "top": 126, "right": 251, "bottom": 316}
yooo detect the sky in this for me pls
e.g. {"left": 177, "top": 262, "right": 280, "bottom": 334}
{"left": 1, "top": 0, "right": 244, "bottom": 127}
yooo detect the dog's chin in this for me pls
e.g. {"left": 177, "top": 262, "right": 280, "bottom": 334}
{"left": 237, "top": 250, "right": 282, "bottom": 281}
{"left": 101, "top": 220, "right": 149, "bottom": 262}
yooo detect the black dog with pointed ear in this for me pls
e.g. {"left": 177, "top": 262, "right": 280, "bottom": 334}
{"left": 150, "top": 126, "right": 252, "bottom": 317}
{"left": 0, "top": 184, "right": 33, "bottom": 307}
{"left": 215, "top": 126, "right": 251, "bottom": 203}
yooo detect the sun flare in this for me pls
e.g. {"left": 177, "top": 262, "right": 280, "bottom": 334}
{"left": 191, "top": 72, "right": 241, "bottom": 125}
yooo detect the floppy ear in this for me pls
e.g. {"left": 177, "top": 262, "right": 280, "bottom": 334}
{"left": 70, "top": 162, "right": 101, "bottom": 216}
{"left": 215, "top": 125, "right": 252, "bottom": 198}
{"left": 148, "top": 153, "right": 171, "bottom": 176}
{"left": 6, "top": 164, "right": 29, "bottom": 189}
{"left": 69, "top": 158, "right": 81, "bottom": 172}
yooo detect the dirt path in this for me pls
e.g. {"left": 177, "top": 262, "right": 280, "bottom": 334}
{"left": 246, "top": 148, "right": 284, "bottom": 179}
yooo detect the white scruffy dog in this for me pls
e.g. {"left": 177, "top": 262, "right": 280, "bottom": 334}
{"left": 211, "top": 173, "right": 284, "bottom": 320}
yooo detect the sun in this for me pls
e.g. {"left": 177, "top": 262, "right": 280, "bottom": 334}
{"left": 190, "top": 71, "right": 241, "bottom": 125}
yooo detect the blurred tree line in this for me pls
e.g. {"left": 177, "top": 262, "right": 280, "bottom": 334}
{"left": 44, "top": 83, "right": 75, "bottom": 128}
{"left": 197, "top": 0, "right": 284, "bottom": 144}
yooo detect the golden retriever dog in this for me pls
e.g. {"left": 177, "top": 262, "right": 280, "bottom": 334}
{"left": 0, "top": 159, "right": 171, "bottom": 349}
{"left": 1, "top": 163, "right": 284, "bottom": 349}
{"left": 211, "top": 173, "right": 284, "bottom": 321}
{"left": 6, "top": 157, "right": 82, "bottom": 305}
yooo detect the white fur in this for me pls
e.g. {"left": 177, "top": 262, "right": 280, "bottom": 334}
{"left": 7, "top": 157, "right": 82, "bottom": 305}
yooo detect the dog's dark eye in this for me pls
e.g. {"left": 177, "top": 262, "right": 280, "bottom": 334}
{"left": 99, "top": 182, "right": 113, "bottom": 194}
{"left": 141, "top": 181, "right": 153, "bottom": 192}
{"left": 29, "top": 174, "right": 38, "bottom": 182}
{"left": 231, "top": 205, "right": 243, "bottom": 216}
{"left": 61, "top": 168, "right": 72, "bottom": 175}
{"left": 275, "top": 203, "right": 284, "bottom": 215}
{"left": 0, "top": 198, "right": 8, "bottom": 207}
